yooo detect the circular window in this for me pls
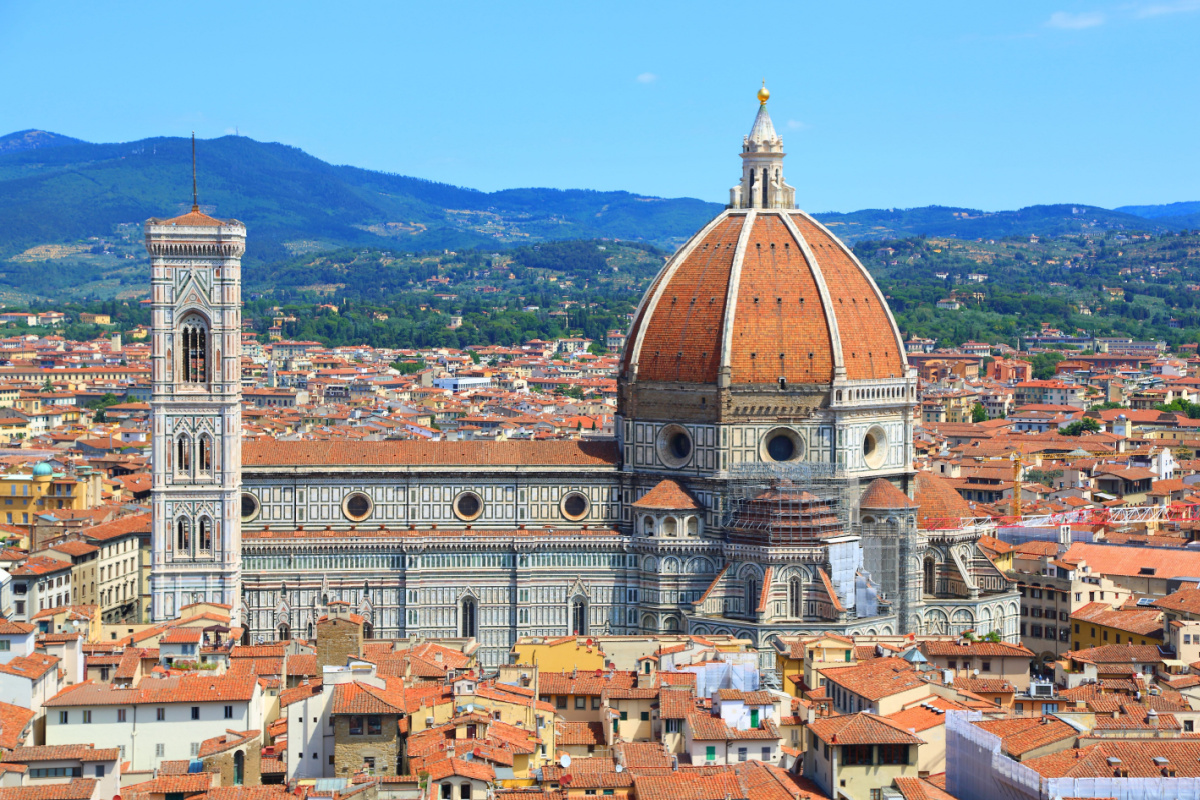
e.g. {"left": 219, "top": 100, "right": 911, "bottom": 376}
{"left": 761, "top": 428, "right": 804, "bottom": 462}
{"left": 560, "top": 492, "right": 590, "bottom": 521}
{"left": 453, "top": 491, "right": 484, "bottom": 521}
{"left": 342, "top": 492, "right": 373, "bottom": 522}
{"left": 655, "top": 425, "right": 694, "bottom": 469}
{"left": 863, "top": 426, "right": 888, "bottom": 469}
{"left": 240, "top": 493, "right": 260, "bottom": 521}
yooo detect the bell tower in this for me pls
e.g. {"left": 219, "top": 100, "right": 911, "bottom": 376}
{"left": 146, "top": 140, "right": 245, "bottom": 621}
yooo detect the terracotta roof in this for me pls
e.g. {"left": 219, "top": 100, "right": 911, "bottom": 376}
{"left": 973, "top": 716, "right": 1079, "bottom": 757}
{"left": 0, "top": 701, "right": 34, "bottom": 750}
{"left": 914, "top": 472, "right": 974, "bottom": 528}
{"left": 859, "top": 478, "right": 918, "bottom": 509}
{"left": 6, "top": 745, "right": 119, "bottom": 762}
{"left": 808, "top": 712, "right": 925, "bottom": 746}
{"left": 0, "top": 780, "right": 97, "bottom": 800}
{"left": 197, "top": 730, "right": 259, "bottom": 758}
{"left": 1024, "top": 740, "right": 1200, "bottom": 778}
{"left": 918, "top": 640, "right": 1034, "bottom": 658}
{"left": 330, "top": 681, "right": 405, "bottom": 715}
{"left": 623, "top": 210, "right": 905, "bottom": 387}
{"left": 1066, "top": 643, "right": 1166, "bottom": 664}
{"left": 1070, "top": 602, "right": 1163, "bottom": 637}
{"left": 631, "top": 479, "right": 701, "bottom": 511}
{"left": 554, "top": 721, "right": 605, "bottom": 746}
{"left": 154, "top": 209, "right": 225, "bottom": 227}
{"left": 242, "top": 439, "right": 618, "bottom": 468}
{"left": 892, "top": 776, "right": 959, "bottom": 800}
{"left": 194, "top": 789, "right": 288, "bottom": 800}
{"left": 0, "top": 620, "right": 35, "bottom": 636}
{"left": 632, "top": 770, "right": 747, "bottom": 800}
{"left": 1153, "top": 587, "right": 1200, "bottom": 616}
{"left": 820, "top": 658, "right": 927, "bottom": 701}
{"left": 1062, "top": 541, "right": 1200, "bottom": 580}
{"left": 45, "top": 675, "right": 257, "bottom": 707}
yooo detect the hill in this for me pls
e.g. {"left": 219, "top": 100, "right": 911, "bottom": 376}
{"left": 0, "top": 133, "right": 723, "bottom": 268}
{"left": 1, "top": 129, "right": 1197, "bottom": 305}
{"left": 1116, "top": 201, "right": 1200, "bottom": 219}
{"left": 0, "top": 129, "right": 86, "bottom": 156}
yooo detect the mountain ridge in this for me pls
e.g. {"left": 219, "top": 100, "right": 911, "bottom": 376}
{"left": 0, "top": 130, "right": 1195, "bottom": 270}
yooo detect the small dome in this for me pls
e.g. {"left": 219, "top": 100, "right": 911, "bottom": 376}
{"left": 31, "top": 462, "right": 53, "bottom": 478}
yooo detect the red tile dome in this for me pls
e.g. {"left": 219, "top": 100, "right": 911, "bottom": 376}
{"left": 621, "top": 209, "right": 907, "bottom": 388}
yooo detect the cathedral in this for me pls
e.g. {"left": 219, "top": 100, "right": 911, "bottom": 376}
{"left": 147, "top": 87, "right": 1019, "bottom": 667}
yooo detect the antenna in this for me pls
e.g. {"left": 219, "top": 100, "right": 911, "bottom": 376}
{"left": 191, "top": 131, "right": 198, "bottom": 212}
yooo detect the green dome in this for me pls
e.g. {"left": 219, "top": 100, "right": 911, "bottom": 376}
{"left": 31, "top": 462, "right": 53, "bottom": 478}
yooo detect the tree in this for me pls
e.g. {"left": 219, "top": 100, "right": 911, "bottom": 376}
{"left": 1060, "top": 417, "right": 1101, "bottom": 436}
{"left": 971, "top": 403, "right": 988, "bottom": 423}
{"left": 1030, "top": 351, "right": 1065, "bottom": 380}
{"left": 40, "top": 377, "right": 52, "bottom": 393}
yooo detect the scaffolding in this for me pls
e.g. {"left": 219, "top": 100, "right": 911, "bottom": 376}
{"left": 722, "top": 462, "right": 857, "bottom": 548}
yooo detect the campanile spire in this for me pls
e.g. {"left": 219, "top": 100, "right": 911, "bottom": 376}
{"left": 730, "top": 83, "right": 795, "bottom": 209}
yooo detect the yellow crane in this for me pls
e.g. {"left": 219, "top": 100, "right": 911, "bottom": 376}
{"left": 1012, "top": 452, "right": 1023, "bottom": 518}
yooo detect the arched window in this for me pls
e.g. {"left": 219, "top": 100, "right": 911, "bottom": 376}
{"left": 662, "top": 518, "right": 678, "bottom": 537}
{"left": 571, "top": 598, "right": 588, "bottom": 636}
{"left": 179, "top": 314, "right": 209, "bottom": 385}
{"left": 686, "top": 517, "right": 698, "bottom": 536}
{"left": 199, "top": 434, "right": 213, "bottom": 474}
{"left": 233, "top": 751, "right": 244, "bottom": 786}
{"left": 307, "top": 622, "right": 313, "bottom": 639}
{"left": 176, "top": 434, "right": 192, "bottom": 477}
{"left": 746, "top": 576, "right": 759, "bottom": 616}
{"left": 924, "top": 557, "right": 936, "bottom": 596}
{"left": 460, "top": 598, "right": 477, "bottom": 639}
{"left": 175, "top": 517, "right": 191, "bottom": 556}
{"left": 277, "top": 623, "right": 291, "bottom": 641}
{"left": 198, "top": 517, "right": 212, "bottom": 554}
{"left": 789, "top": 577, "right": 803, "bottom": 618}
{"left": 459, "top": 782, "right": 471, "bottom": 799}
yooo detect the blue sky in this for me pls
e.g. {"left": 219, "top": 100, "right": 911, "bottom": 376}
{"left": 1, "top": 1, "right": 1197, "bottom": 212}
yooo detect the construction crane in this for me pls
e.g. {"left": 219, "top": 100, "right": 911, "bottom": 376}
{"left": 1011, "top": 452, "right": 1023, "bottom": 518}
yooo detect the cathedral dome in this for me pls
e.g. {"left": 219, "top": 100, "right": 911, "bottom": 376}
{"left": 619, "top": 86, "right": 907, "bottom": 424}
{"left": 621, "top": 210, "right": 906, "bottom": 390}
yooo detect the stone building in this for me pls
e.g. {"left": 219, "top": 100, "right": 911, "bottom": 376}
{"left": 148, "top": 87, "right": 1018, "bottom": 667}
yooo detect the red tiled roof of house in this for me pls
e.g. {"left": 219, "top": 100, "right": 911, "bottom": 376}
{"left": 0, "top": 781, "right": 97, "bottom": 800}
{"left": 973, "top": 716, "right": 1079, "bottom": 757}
{"left": 808, "top": 712, "right": 925, "bottom": 746}
{"left": 820, "top": 658, "right": 927, "bottom": 701}
{"left": 554, "top": 721, "right": 605, "bottom": 746}
{"left": 198, "top": 730, "right": 259, "bottom": 758}
{"left": 6, "top": 745, "right": 119, "bottom": 762}
{"left": 918, "top": 639, "right": 1034, "bottom": 658}
{"left": 194, "top": 788, "right": 291, "bottom": 800}
{"left": 1070, "top": 602, "right": 1163, "bottom": 637}
{"left": 0, "top": 620, "right": 34, "bottom": 636}
{"left": 892, "top": 775, "right": 959, "bottom": 800}
{"left": 1065, "top": 643, "right": 1166, "bottom": 664}
{"left": 330, "top": 681, "right": 406, "bottom": 716}
{"left": 422, "top": 757, "right": 494, "bottom": 783}
{"left": 1153, "top": 587, "right": 1200, "bottom": 616}
{"left": 0, "top": 654, "right": 59, "bottom": 681}
{"left": 1024, "top": 740, "right": 1200, "bottom": 778}
{"left": 1063, "top": 541, "right": 1200, "bottom": 580}
{"left": 45, "top": 675, "right": 258, "bottom": 707}
{"left": 0, "top": 701, "right": 34, "bottom": 750}
{"left": 631, "top": 479, "right": 701, "bottom": 511}
{"left": 631, "top": 769, "right": 747, "bottom": 800}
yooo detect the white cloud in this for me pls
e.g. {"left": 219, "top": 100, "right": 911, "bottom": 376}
{"left": 635, "top": 72, "right": 657, "bottom": 84}
{"left": 787, "top": 120, "right": 810, "bottom": 130}
{"left": 1135, "top": 0, "right": 1200, "bottom": 17}
{"left": 1045, "top": 10, "right": 1106, "bottom": 28}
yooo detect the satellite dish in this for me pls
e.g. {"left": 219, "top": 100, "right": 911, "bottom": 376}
{"left": 615, "top": 764, "right": 624, "bottom": 773}
{"left": 560, "top": 753, "right": 571, "bottom": 769}
{"left": 973, "top": 669, "right": 979, "bottom": 676}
